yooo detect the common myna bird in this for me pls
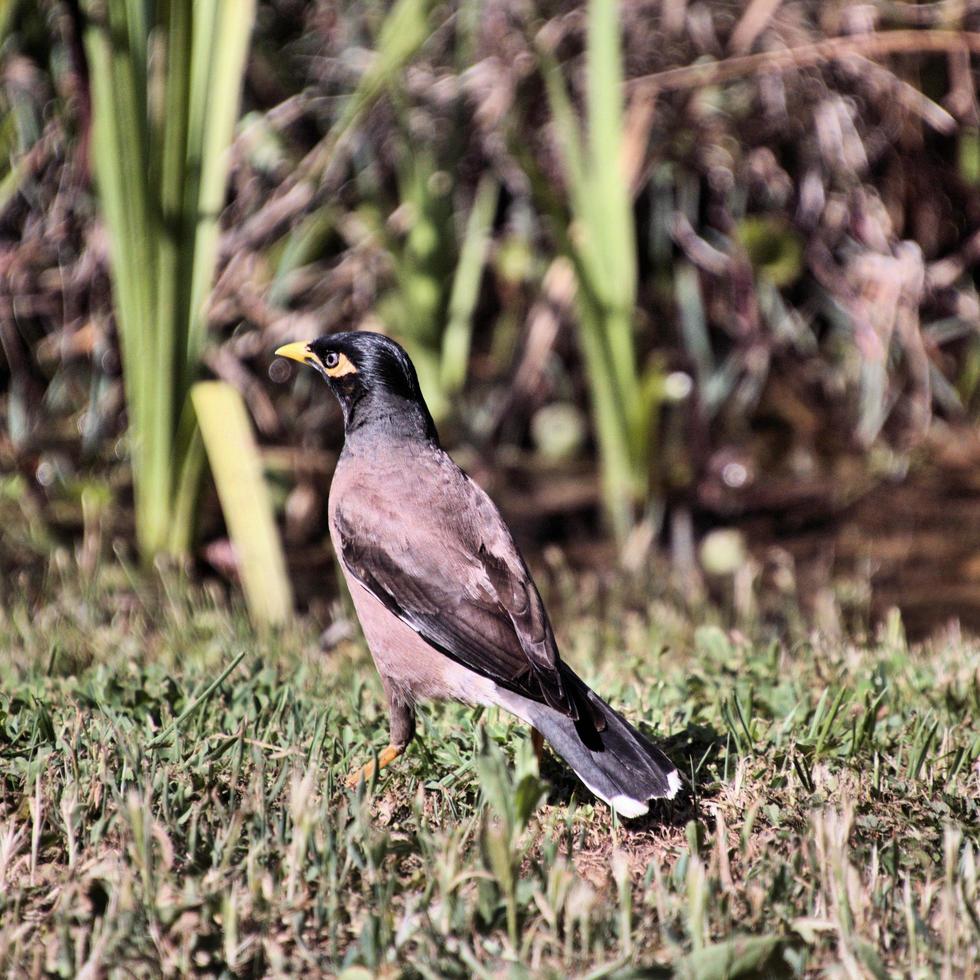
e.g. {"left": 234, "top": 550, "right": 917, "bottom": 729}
{"left": 276, "top": 331, "right": 680, "bottom": 817}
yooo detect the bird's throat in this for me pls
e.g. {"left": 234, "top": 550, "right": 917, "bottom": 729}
{"left": 341, "top": 389, "right": 438, "bottom": 445}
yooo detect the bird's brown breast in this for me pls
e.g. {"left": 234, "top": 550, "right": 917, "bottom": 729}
{"left": 343, "top": 574, "right": 501, "bottom": 707}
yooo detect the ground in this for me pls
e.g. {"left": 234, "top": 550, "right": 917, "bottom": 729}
{"left": 1, "top": 559, "right": 978, "bottom": 978}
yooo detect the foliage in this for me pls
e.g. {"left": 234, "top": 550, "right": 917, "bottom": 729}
{"left": 2, "top": 1, "right": 980, "bottom": 596}
{"left": 536, "top": 0, "right": 663, "bottom": 541}
{"left": 81, "top": 0, "right": 255, "bottom": 558}
{"left": 374, "top": 158, "right": 499, "bottom": 421}
{"left": 1, "top": 565, "right": 978, "bottom": 974}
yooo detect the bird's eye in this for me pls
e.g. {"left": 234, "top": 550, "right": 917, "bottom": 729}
{"left": 323, "top": 351, "right": 340, "bottom": 369}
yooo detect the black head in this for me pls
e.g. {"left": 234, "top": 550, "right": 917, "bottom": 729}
{"left": 276, "top": 331, "right": 437, "bottom": 442}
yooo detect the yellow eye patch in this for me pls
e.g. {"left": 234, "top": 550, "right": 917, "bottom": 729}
{"left": 275, "top": 342, "right": 358, "bottom": 379}
{"left": 324, "top": 352, "right": 357, "bottom": 378}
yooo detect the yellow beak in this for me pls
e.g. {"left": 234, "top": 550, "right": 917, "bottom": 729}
{"left": 275, "top": 342, "right": 314, "bottom": 365}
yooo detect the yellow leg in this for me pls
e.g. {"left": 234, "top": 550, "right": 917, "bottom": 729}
{"left": 531, "top": 727, "right": 545, "bottom": 766}
{"left": 345, "top": 743, "right": 403, "bottom": 789}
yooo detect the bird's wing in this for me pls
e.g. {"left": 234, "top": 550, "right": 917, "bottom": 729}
{"left": 332, "top": 475, "right": 576, "bottom": 718}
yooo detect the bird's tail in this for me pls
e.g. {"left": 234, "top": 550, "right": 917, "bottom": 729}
{"left": 500, "top": 671, "right": 681, "bottom": 818}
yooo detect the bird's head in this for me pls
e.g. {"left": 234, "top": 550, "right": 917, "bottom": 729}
{"left": 275, "top": 331, "right": 437, "bottom": 441}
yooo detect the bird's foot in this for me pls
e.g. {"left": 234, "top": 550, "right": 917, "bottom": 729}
{"left": 345, "top": 743, "right": 403, "bottom": 789}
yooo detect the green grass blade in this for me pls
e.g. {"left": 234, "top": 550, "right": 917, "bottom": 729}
{"left": 540, "top": 50, "right": 589, "bottom": 223}
{"left": 676, "top": 262, "right": 713, "bottom": 389}
{"left": 0, "top": 114, "right": 32, "bottom": 212}
{"left": 83, "top": 0, "right": 161, "bottom": 555}
{"left": 185, "top": 0, "right": 256, "bottom": 378}
{"left": 147, "top": 650, "right": 247, "bottom": 749}
{"left": 168, "top": 397, "right": 207, "bottom": 555}
{"left": 0, "top": 0, "right": 17, "bottom": 43}
{"left": 151, "top": 0, "right": 193, "bottom": 555}
{"left": 441, "top": 175, "right": 499, "bottom": 393}
{"left": 191, "top": 381, "right": 293, "bottom": 628}
{"left": 585, "top": 0, "right": 638, "bottom": 423}
{"left": 538, "top": 0, "right": 643, "bottom": 541}
{"left": 586, "top": 0, "right": 635, "bottom": 311}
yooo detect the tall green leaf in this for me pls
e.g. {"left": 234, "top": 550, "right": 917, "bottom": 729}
{"left": 441, "top": 175, "right": 499, "bottom": 393}
{"left": 539, "top": 0, "right": 650, "bottom": 542}
{"left": 83, "top": 0, "right": 256, "bottom": 560}
{"left": 192, "top": 382, "right": 293, "bottom": 629}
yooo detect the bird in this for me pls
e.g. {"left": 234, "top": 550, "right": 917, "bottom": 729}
{"left": 275, "top": 331, "right": 681, "bottom": 817}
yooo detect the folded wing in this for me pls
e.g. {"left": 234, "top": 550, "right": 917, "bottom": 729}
{"left": 332, "top": 479, "right": 577, "bottom": 719}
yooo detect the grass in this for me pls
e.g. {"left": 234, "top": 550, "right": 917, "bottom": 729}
{"left": 1, "top": 561, "right": 979, "bottom": 977}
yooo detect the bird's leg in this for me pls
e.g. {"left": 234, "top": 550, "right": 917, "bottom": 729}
{"left": 345, "top": 693, "right": 416, "bottom": 789}
{"left": 344, "top": 743, "right": 402, "bottom": 788}
{"left": 531, "top": 726, "right": 545, "bottom": 767}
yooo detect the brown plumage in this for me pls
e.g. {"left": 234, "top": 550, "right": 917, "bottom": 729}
{"left": 276, "top": 331, "right": 680, "bottom": 817}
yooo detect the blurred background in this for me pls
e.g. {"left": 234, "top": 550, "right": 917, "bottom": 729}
{"left": 3, "top": 0, "right": 980, "bottom": 638}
